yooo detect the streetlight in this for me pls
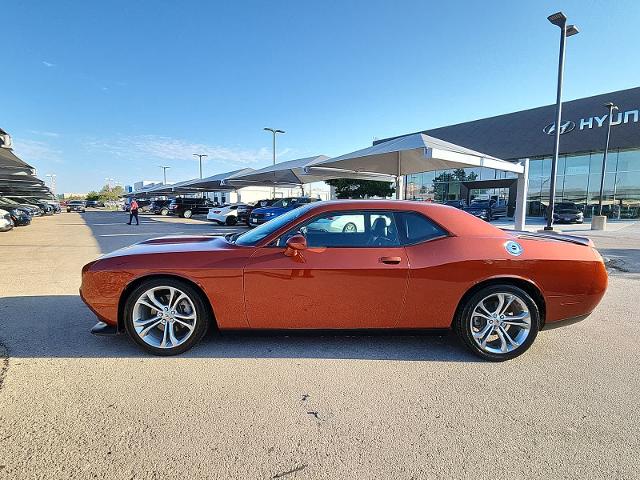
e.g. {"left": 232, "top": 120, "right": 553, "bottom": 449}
{"left": 544, "top": 11, "right": 579, "bottom": 231}
{"left": 45, "top": 173, "right": 56, "bottom": 196}
{"left": 193, "top": 153, "right": 208, "bottom": 179}
{"left": 264, "top": 127, "right": 285, "bottom": 199}
{"left": 597, "top": 102, "right": 618, "bottom": 217}
{"left": 159, "top": 166, "right": 171, "bottom": 185}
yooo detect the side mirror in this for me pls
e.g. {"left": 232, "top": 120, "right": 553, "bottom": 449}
{"left": 284, "top": 234, "right": 307, "bottom": 257}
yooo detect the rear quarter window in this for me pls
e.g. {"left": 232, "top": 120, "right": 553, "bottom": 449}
{"left": 395, "top": 211, "right": 448, "bottom": 245}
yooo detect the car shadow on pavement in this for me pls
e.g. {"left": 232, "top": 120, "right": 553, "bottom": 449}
{"left": 0, "top": 295, "right": 480, "bottom": 362}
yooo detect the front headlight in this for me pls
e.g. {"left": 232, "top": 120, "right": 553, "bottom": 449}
{"left": 480, "top": 209, "right": 488, "bottom": 214}
{"left": 265, "top": 212, "right": 275, "bottom": 217}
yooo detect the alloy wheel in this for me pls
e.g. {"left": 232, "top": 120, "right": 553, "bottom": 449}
{"left": 132, "top": 286, "right": 197, "bottom": 349}
{"left": 469, "top": 292, "right": 531, "bottom": 354}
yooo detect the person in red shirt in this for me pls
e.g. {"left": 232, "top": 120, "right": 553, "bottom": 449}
{"left": 127, "top": 199, "right": 139, "bottom": 225}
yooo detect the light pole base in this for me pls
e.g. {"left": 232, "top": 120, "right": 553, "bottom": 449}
{"left": 543, "top": 226, "right": 555, "bottom": 231}
{"left": 591, "top": 215, "right": 607, "bottom": 231}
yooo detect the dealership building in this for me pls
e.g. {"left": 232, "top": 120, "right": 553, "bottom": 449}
{"left": 383, "top": 87, "right": 640, "bottom": 218}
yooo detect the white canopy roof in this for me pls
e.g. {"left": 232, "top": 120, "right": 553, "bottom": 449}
{"left": 226, "top": 155, "right": 395, "bottom": 187}
{"left": 175, "top": 168, "right": 255, "bottom": 191}
{"left": 307, "top": 133, "right": 524, "bottom": 177}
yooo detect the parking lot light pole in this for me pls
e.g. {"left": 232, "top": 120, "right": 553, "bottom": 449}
{"left": 545, "top": 12, "right": 579, "bottom": 231}
{"left": 193, "top": 153, "right": 208, "bottom": 179}
{"left": 597, "top": 102, "right": 618, "bottom": 216}
{"left": 159, "top": 166, "right": 171, "bottom": 185}
{"left": 264, "top": 127, "right": 285, "bottom": 199}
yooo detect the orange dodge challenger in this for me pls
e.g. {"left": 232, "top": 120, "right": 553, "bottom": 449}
{"left": 80, "top": 200, "right": 607, "bottom": 361}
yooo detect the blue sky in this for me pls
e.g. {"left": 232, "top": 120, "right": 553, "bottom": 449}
{"left": 2, "top": 0, "right": 639, "bottom": 193}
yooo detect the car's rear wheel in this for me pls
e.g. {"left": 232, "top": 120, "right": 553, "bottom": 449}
{"left": 160, "top": 207, "right": 169, "bottom": 216}
{"left": 183, "top": 209, "right": 193, "bottom": 219}
{"left": 454, "top": 284, "right": 539, "bottom": 361}
{"left": 124, "top": 278, "right": 210, "bottom": 356}
{"left": 225, "top": 216, "right": 237, "bottom": 226}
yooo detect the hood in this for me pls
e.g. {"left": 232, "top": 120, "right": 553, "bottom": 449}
{"left": 100, "top": 235, "right": 236, "bottom": 259}
{"left": 464, "top": 204, "right": 490, "bottom": 211}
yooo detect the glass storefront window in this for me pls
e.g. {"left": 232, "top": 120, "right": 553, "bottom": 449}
{"left": 589, "top": 150, "right": 618, "bottom": 175}
{"left": 586, "top": 173, "right": 615, "bottom": 217}
{"left": 529, "top": 159, "right": 543, "bottom": 178}
{"left": 565, "top": 154, "right": 591, "bottom": 176}
{"left": 616, "top": 150, "right": 640, "bottom": 173}
{"left": 563, "top": 174, "right": 589, "bottom": 206}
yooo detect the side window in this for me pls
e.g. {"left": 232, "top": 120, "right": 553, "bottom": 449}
{"left": 395, "top": 211, "right": 447, "bottom": 245}
{"left": 276, "top": 211, "right": 400, "bottom": 248}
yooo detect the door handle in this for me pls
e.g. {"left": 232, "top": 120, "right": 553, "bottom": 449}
{"left": 380, "top": 256, "right": 402, "bottom": 265}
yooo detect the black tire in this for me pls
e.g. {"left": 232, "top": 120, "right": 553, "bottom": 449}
{"left": 123, "top": 277, "right": 210, "bottom": 356}
{"left": 183, "top": 209, "right": 193, "bottom": 219}
{"left": 160, "top": 208, "right": 169, "bottom": 216}
{"left": 225, "top": 216, "right": 238, "bottom": 226}
{"left": 453, "top": 284, "right": 540, "bottom": 361}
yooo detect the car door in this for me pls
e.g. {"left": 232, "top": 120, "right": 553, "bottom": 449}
{"left": 243, "top": 210, "right": 409, "bottom": 329}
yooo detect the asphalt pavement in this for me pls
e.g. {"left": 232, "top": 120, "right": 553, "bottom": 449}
{"left": 0, "top": 211, "right": 639, "bottom": 479}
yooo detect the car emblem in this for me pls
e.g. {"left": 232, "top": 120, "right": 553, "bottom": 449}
{"left": 505, "top": 241, "right": 523, "bottom": 256}
{"left": 542, "top": 120, "right": 576, "bottom": 135}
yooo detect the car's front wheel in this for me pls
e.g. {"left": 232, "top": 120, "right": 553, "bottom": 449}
{"left": 182, "top": 209, "right": 193, "bottom": 219}
{"left": 225, "top": 216, "right": 237, "bottom": 226}
{"left": 124, "top": 278, "right": 210, "bottom": 356}
{"left": 454, "top": 284, "right": 540, "bottom": 361}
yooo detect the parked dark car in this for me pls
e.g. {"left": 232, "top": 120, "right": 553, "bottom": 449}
{"left": 9, "top": 196, "right": 54, "bottom": 215}
{"left": 248, "top": 197, "right": 319, "bottom": 227}
{"left": 444, "top": 199, "right": 467, "bottom": 209}
{"left": 67, "top": 200, "right": 86, "bottom": 213}
{"left": 167, "top": 197, "right": 213, "bottom": 218}
{"left": 0, "top": 203, "right": 32, "bottom": 226}
{"left": 0, "top": 196, "right": 41, "bottom": 217}
{"left": 86, "top": 200, "right": 105, "bottom": 208}
{"left": 237, "top": 199, "right": 279, "bottom": 225}
{"left": 552, "top": 202, "right": 584, "bottom": 224}
{"left": 149, "top": 199, "right": 173, "bottom": 215}
{"left": 463, "top": 199, "right": 507, "bottom": 221}
{"left": 123, "top": 199, "right": 151, "bottom": 212}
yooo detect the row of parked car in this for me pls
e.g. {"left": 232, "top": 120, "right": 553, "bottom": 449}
{"left": 0, "top": 195, "right": 62, "bottom": 232}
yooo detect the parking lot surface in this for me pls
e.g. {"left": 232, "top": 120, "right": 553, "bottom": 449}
{"left": 1, "top": 211, "right": 639, "bottom": 479}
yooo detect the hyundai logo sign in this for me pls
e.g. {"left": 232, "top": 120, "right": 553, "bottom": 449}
{"left": 542, "top": 121, "right": 576, "bottom": 135}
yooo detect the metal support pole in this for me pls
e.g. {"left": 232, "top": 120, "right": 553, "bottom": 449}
{"left": 514, "top": 159, "right": 530, "bottom": 231}
{"left": 598, "top": 103, "right": 617, "bottom": 216}
{"left": 545, "top": 25, "right": 567, "bottom": 230}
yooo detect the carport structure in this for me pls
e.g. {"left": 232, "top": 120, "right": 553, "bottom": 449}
{"left": 306, "top": 133, "right": 530, "bottom": 229}
{"left": 126, "top": 168, "right": 256, "bottom": 198}
{"left": 222, "top": 155, "right": 395, "bottom": 190}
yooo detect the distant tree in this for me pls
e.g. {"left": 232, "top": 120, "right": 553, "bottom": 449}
{"left": 86, "top": 191, "right": 100, "bottom": 201}
{"left": 325, "top": 179, "right": 395, "bottom": 199}
{"left": 96, "top": 184, "right": 125, "bottom": 201}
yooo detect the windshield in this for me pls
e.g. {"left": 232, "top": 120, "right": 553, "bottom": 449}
{"left": 0, "top": 197, "right": 20, "bottom": 205}
{"left": 270, "top": 198, "right": 301, "bottom": 208}
{"left": 234, "top": 203, "right": 316, "bottom": 246}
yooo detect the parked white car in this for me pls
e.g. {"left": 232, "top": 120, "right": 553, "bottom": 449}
{"left": 0, "top": 209, "right": 14, "bottom": 232}
{"left": 306, "top": 213, "right": 393, "bottom": 233}
{"left": 207, "top": 203, "right": 246, "bottom": 226}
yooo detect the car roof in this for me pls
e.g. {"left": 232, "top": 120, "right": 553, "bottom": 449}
{"left": 298, "top": 200, "right": 505, "bottom": 237}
